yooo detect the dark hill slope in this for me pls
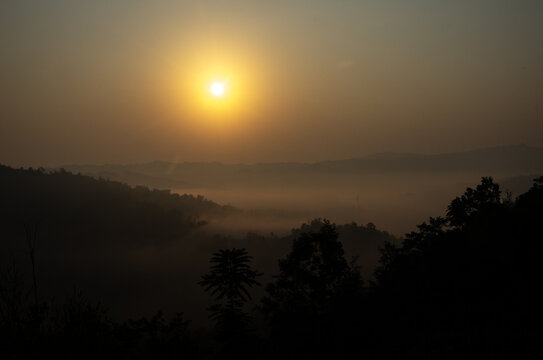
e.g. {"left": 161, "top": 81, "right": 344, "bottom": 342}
{"left": 0, "top": 165, "right": 234, "bottom": 250}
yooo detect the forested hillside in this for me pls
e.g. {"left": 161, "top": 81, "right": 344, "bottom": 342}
{"left": 0, "top": 165, "right": 394, "bottom": 322}
{"left": 3, "top": 165, "right": 540, "bottom": 358}
{"left": 2, "top": 175, "right": 541, "bottom": 358}
{"left": 0, "top": 165, "right": 233, "bottom": 247}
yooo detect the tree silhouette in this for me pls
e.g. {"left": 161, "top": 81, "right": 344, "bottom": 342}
{"left": 446, "top": 176, "right": 502, "bottom": 227}
{"left": 199, "top": 248, "right": 261, "bottom": 346}
{"left": 261, "top": 219, "right": 365, "bottom": 357}
{"left": 371, "top": 176, "right": 543, "bottom": 358}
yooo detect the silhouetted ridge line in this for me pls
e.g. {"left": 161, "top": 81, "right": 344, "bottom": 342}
{"left": 0, "top": 165, "right": 237, "bottom": 248}
{"left": 59, "top": 145, "right": 543, "bottom": 189}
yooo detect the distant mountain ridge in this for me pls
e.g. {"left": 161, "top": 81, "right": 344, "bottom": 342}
{"left": 315, "top": 144, "right": 543, "bottom": 173}
{"left": 61, "top": 145, "right": 543, "bottom": 189}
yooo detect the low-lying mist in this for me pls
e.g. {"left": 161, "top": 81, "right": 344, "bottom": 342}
{"left": 64, "top": 145, "right": 543, "bottom": 236}
{"left": 2, "top": 145, "right": 541, "bottom": 328}
{"left": 179, "top": 172, "right": 530, "bottom": 237}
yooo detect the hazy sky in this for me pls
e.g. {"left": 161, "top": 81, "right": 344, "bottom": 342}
{"left": 1, "top": 0, "right": 542, "bottom": 166}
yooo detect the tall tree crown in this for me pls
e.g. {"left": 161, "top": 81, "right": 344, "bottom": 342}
{"left": 199, "top": 248, "right": 261, "bottom": 302}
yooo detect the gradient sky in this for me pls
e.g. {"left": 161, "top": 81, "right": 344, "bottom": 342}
{"left": 1, "top": 0, "right": 542, "bottom": 166}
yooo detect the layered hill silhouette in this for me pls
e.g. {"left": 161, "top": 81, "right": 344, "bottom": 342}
{"left": 2, "top": 167, "right": 541, "bottom": 359}
{"left": 62, "top": 145, "right": 543, "bottom": 189}
{"left": 0, "top": 165, "right": 395, "bottom": 322}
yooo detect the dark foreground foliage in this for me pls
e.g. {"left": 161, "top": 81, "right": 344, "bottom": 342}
{"left": 370, "top": 177, "right": 542, "bottom": 359}
{"left": 2, "top": 174, "right": 542, "bottom": 359}
{"left": 0, "top": 284, "right": 202, "bottom": 359}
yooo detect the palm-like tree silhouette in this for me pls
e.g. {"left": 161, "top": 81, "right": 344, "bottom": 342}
{"left": 199, "top": 248, "right": 262, "bottom": 342}
{"left": 200, "top": 248, "right": 261, "bottom": 304}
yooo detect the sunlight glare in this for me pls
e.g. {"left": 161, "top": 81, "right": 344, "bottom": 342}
{"left": 210, "top": 82, "right": 226, "bottom": 97}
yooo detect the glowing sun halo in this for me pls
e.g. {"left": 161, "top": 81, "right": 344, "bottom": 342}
{"left": 210, "top": 82, "right": 226, "bottom": 97}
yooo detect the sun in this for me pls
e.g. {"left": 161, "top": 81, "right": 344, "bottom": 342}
{"left": 210, "top": 82, "right": 226, "bottom": 97}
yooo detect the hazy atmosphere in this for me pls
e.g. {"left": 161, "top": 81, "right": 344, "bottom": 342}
{"left": 2, "top": 1, "right": 542, "bottom": 359}
{"left": 2, "top": 0, "right": 542, "bottom": 166}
